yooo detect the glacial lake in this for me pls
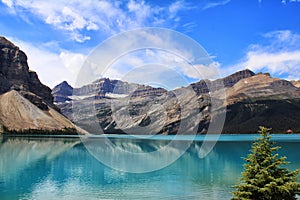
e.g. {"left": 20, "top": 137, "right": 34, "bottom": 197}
{"left": 1, "top": 134, "right": 300, "bottom": 200}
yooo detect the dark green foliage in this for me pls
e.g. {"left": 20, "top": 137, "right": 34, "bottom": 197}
{"left": 232, "top": 126, "right": 300, "bottom": 200}
{"left": 1, "top": 125, "right": 80, "bottom": 135}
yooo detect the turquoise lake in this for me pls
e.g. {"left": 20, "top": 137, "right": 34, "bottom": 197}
{"left": 1, "top": 134, "right": 300, "bottom": 200}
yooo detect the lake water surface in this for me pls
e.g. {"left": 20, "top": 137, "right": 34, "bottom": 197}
{"left": 1, "top": 134, "right": 300, "bottom": 200}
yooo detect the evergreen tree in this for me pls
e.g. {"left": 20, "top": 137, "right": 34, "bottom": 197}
{"left": 232, "top": 126, "right": 300, "bottom": 200}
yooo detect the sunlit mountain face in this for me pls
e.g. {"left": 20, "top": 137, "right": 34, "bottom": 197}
{"left": 53, "top": 70, "right": 300, "bottom": 135}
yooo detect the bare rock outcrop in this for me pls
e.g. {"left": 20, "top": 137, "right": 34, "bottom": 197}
{"left": 0, "top": 36, "right": 53, "bottom": 106}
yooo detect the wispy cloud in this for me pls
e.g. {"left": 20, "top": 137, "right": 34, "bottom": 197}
{"left": 202, "top": 0, "right": 231, "bottom": 10}
{"left": 72, "top": 28, "right": 219, "bottom": 88}
{"left": 227, "top": 30, "right": 300, "bottom": 80}
{"left": 168, "top": 0, "right": 194, "bottom": 18}
{"left": 281, "top": 0, "right": 300, "bottom": 5}
{"left": 1, "top": 0, "right": 193, "bottom": 42}
{"left": 6, "top": 27, "right": 219, "bottom": 89}
{"left": 1, "top": 0, "right": 199, "bottom": 87}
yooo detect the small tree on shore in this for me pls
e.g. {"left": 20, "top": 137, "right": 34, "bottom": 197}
{"left": 232, "top": 126, "right": 300, "bottom": 200}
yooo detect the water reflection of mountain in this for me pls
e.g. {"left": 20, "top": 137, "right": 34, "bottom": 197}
{"left": 0, "top": 137, "right": 80, "bottom": 200}
{"left": 0, "top": 137, "right": 299, "bottom": 200}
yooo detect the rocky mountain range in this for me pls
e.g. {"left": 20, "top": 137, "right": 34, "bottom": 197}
{"left": 52, "top": 78, "right": 167, "bottom": 104}
{"left": 0, "top": 36, "right": 299, "bottom": 135}
{"left": 0, "top": 37, "right": 86, "bottom": 134}
{"left": 53, "top": 69, "right": 300, "bottom": 134}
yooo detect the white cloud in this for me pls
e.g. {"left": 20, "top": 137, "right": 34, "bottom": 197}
{"left": 187, "top": 62, "right": 221, "bottom": 80}
{"left": 1, "top": 0, "right": 192, "bottom": 42}
{"left": 5, "top": 26, "right": 221, "bottom": 90}
{"left": 2, "top": 0, "right": 12, "bottom": 7}
{"left": 70, "top": 33, "right": 91, "bottom": 43}
{"left": 8, "top": 37, "right": 86, "bottom": 88}
{"left": 242, "top": 51, "right": 300, "bottom": 75}
{"left": 102, "top": 47, "right": 219, "bottom": 88}
{"left": 202, "top": 0, "right": 231, "bottom": 10}
{"left": 169, "top": 0, "right": 185, "bottom": 18}
{"left": 59, "top": 51, "right": 86, "bottom": 76}
{"left": 263, "top": 30, "right": 300, "bottom": 49}
{"left": 228, "top": 30, "right": 300, "bottom": 80}
{"left": 281, "top": 0, "right": 300, "bottom": 5}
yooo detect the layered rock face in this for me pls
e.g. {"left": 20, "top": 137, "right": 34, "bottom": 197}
{"left": 225, "top": 73, "right": 300, "bottom": 104}
{"left": 191, "top": 69, "right": 255, "bottom": 95}
{"left": 222, "top": 73, "right": 300, "bottom": 133}
{"left": 0, "top": 37, "right": 86, "bottom": 134}
{"left": 0, "top": 37, "right": 53, "bottom": 109}
{"left": 52, "top": 78, "right": 169, "bottom": 134}
{"left": 54, "top": 70, "right": 300, "bottom": 134}
{"left": 54, "top": 68, "right": 300, "bottom": 134}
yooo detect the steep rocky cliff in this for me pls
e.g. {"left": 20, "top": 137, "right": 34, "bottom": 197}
{"left": 0, "top": 37, "right": 53, "bottom": 106}
{"left": 0, "top": 37, "right": 86, "bottom": 134}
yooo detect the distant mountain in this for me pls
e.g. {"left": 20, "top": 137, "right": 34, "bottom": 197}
{"left": 52, "top": 81, "right": 73, "bottom": 103}
{"left": 0, "top": 37, "right": 87, "bottom": 134}
{"left": 191, "top": 69, "right": 255, "bottom": 95}
{"left": 52, "top": 78, "right": 167, "bottom": 104}
{"left": 53, "top": 69, "right": 300, "bottom": 134}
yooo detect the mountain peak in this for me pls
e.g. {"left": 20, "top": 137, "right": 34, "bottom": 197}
{"left": 238, "top": 68, "right": 255, "bottom": 75}
{"left": 0, "top": 36, "right": 53, "bottom": 105}
{"left": 223, "top": 69, "right": 255, "bottom": 79}
{"left": 52, "top": 81, "right": 73, "bottom": 94}
{"left": 0, "top": 36, "right": 17, "bottom": 49}
{"left": 61, "top": 80, "right": 70, "bottom": 85}
{"left": 191, "top": 69, "right": 256, "bottom": 95}
{"left": 56, "top": 81, "right": 72, "bottom": 88}
{"left": 221, "top": 69, "right": 255, "bottom": 87}
{"left": 52, "top": 81, "right": 73, "bottom": 103}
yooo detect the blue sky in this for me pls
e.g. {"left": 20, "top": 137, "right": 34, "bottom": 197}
{"left": 0, "top": 0, "right": 300, "bottom": 88}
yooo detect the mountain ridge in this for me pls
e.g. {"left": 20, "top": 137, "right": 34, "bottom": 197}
{"left": 53, "top": 69, "right": 300, "bottom": 134}
{"left": 1, "top": 36, "right": 299, "bottom": 134}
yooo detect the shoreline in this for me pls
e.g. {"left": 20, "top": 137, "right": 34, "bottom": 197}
{"left": 2, "top": 133, "right": 300, "bottom": 142}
